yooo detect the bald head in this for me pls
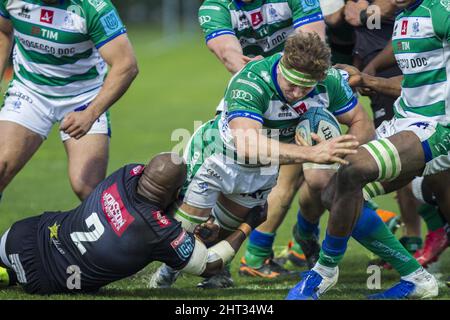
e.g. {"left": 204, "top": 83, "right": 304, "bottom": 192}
{"left": 137, "top": 153, "right": 187, "bottom": 209}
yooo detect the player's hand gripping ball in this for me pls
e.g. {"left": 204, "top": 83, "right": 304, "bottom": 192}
{"left": 295, "top": 107, "right": 342, "bottom": 147}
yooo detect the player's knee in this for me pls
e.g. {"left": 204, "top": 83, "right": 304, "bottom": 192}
{"left": 304, "top": 172, "right": 332, "bottom": 194}
{"left": 336, "top": 160, "right": 370, "bottom": 191}
{"left": 0, "top": 159, "right": 18, "bottom": 188}
{"left": 71, "top": 179, "right": 96, "bottom": 200}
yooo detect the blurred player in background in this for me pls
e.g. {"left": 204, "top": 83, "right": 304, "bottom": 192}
{"left": 0, "top": 153, "right": 267, "bottom": 295}
{"left": 0, "top": 0, "right": 138, "bottom": 203}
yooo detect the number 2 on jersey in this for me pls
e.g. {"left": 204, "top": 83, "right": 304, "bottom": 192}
{"left": 70, "top": 212, "right": 105, "bottom": 255}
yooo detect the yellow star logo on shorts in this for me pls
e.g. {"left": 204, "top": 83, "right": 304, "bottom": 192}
{"left": 48, "top": 223, "right": 60, "bottom": 240}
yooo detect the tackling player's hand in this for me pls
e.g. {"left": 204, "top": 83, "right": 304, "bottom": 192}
{"left": 307, "top": 133, "right": 359, "bottom": 165}
{"left": 335, "top": 64, "right": 363, "bottom": 88}
{"left": 60, "top": 109, "right": 97, "bottom": 140}
{"left": 194, "top": 217, "right": 220, "bottom": 243}
{"left": 244, "top": 203, "right": 268, "bottom": 230}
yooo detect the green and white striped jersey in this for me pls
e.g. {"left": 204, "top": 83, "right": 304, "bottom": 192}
{"left": 198, "top": 0, "right": 323, "bottom": 57}
{"left": 0, "top": 0, "right": 126, "bottom": 99}
{"left": 215, "top": 53, "right": 357, "bottom": 151}
{"left": 392, "top": 0, "right": 450, "bottom": 124}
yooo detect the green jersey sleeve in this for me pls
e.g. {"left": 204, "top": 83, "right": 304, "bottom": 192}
{"left": 432, "top": 1, "right": 450, "bottom": 43}
{"left": 225, "top": 72, "right": 270, "bottom": 124}
{"left": 0, "top": 0, "right": 9, "bottom": 19}
{"left": 199, "top": 0, "right": 235, "bottom": 43}
{"left": 84, "top": 0, "right": 127, "bottom": 48}
{"left": 289, "top": 0, "right": 324, "bottom": 29}
{"left": 324, "top": 68, "right": 358, "bottom": 116}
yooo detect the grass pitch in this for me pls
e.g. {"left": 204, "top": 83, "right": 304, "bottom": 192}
{"left": 0, "top": 27, "right": 448, "bottom": 300}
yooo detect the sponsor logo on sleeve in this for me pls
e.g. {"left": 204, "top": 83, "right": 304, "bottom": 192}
{"left": 101, "top": 183, "right": 135, "bottom": 236}
{"left": 130, "top": 165, "right": 145, "bottom": 176}
{"left": 170, "top": 230, "right": 195, "bottom": 261}
{"left": 100, "top": 10, "right": 124, "bottom": 36}
{"left": 152, "top": 210, "right": 172, "bottom": 228}
{"left": 40, "top": 9, "right": 54, "bottom": 24}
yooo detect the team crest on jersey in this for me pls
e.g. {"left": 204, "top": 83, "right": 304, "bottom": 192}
{"left": 440, "top": 0, "right": 450, "bottom": 11}
{"left": 40, "top": 9, "right": 54, "bottom": 24}
{"left": 100, "top": 10, "right": 123, "bottom": 36}
{"left": 300, "top": 0, "right": 320, "bottom": 12}
{"left": 412, "top": 19, "right": 420, "bottom": 35}
{"left": 268, "top": 5, "right": 280, "bottom": 22}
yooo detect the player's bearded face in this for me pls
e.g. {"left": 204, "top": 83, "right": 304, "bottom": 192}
{"left": 277, "top": 71, "right": 314, "bottom": 104}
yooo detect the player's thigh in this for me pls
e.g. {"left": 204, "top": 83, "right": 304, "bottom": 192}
{"left": 0, "top": 121, "right": 42, "bottom": 177}
{"left": 213, "top": 194, "right": 254, "bottom": 237}
{"left": 64, "top": 133, "right": 109, "bottom": 196}
{"left": 266, "top": 164, "right": 303, "bottom": 213}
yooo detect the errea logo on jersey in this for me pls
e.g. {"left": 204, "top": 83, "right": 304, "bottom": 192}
{"left": 101, "top": 183, "right": 135, "bottom": 236}
{"left": 88, "top": 0, "right": 107, "bottom": 12}
{"left": 40, "top": 9, "right": 54, "bottom": 24}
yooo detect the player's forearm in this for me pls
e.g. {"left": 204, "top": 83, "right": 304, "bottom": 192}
{"left": 214, "top": 48, "right": 247, "bottom": 74}
{"left": 363, "top": 74, "right": 403, "bottom": 98}
{"left": 234, "top": 131, "right": 310, "bottom": 165}
{"left": 346, "top": 118, "right": 375, "bottom": 144}
{"left": 86, "top": 58, "right": 138, "bottom": 119}
{"left": 364, "top": 41, "right": 395, "bottom": 73}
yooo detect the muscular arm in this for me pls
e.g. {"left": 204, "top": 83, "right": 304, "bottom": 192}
{"left": 362, "top": 74, "right": 403, "bottom": 98}
{"left": 336, "top": 103, "right": 375, "bottom": 144}
{"left": 86, "top": 34, "right": 138, "bottom": 120}
{"left": 60, "top": 34, "right": 139, "bottom": 139}
{"left": 229, "top": 117, "right": 358, "bottom": 165}
{"left": 206, "top": 35, "right": 252, "bottom": 74}
{"left": 0, "top": 16, "right": 13, "bottom": 82}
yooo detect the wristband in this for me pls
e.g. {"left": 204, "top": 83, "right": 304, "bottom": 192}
{"left": 237, "top": 223, "right": 252, "bottom": 237}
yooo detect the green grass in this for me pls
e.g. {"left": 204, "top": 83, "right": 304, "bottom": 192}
{"left": 0, "top": 27, "right": 448, "bottom": 300}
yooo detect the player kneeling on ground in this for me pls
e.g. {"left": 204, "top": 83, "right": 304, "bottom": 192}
{"left": 0, "top": 153, "right": 265, "bottom": 295}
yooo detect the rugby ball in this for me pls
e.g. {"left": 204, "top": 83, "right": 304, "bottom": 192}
{"left": 295, "top": 107, "right": 341, "bottom": 145}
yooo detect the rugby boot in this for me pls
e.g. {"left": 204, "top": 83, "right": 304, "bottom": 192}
{"left": 286, "top": 265, "right": 339, "bottom": 300}
{"left": 239, "top": 257, "right": 296, "bottom": 279}
{"left": 148, "top": 264, "right": 180, "bottom": 288}
{"left": 414, "top": 227, "right": 448, "bottom": 267}
{"left": 368, "top": 268, "right": 438, "bottom": 299}
{"left": 197, "top": 265, "right": 234, "bottom": 289}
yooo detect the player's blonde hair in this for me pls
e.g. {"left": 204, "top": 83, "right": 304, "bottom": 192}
{"left": 282, "top": 32, "right": 331, "bottom": 82}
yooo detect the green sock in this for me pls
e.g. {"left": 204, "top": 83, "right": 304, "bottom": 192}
{"left": 399, "top": 236, "right": 423, "bottom": 254}
{"left": 244, "top": 231, "right": 274, "bottom": 268}
{"left": 417, "top": 204, "right": 446, "bottom": 232}
{"left": 356, "top": 223, "right": 421, "bottom": 276}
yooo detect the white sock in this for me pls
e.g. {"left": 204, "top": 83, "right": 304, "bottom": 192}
{"left": 312, "top": 262, "right": 338, "bottom": 279}
{"left": 401, "top": 267, "right": 431, "bottom": 283}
